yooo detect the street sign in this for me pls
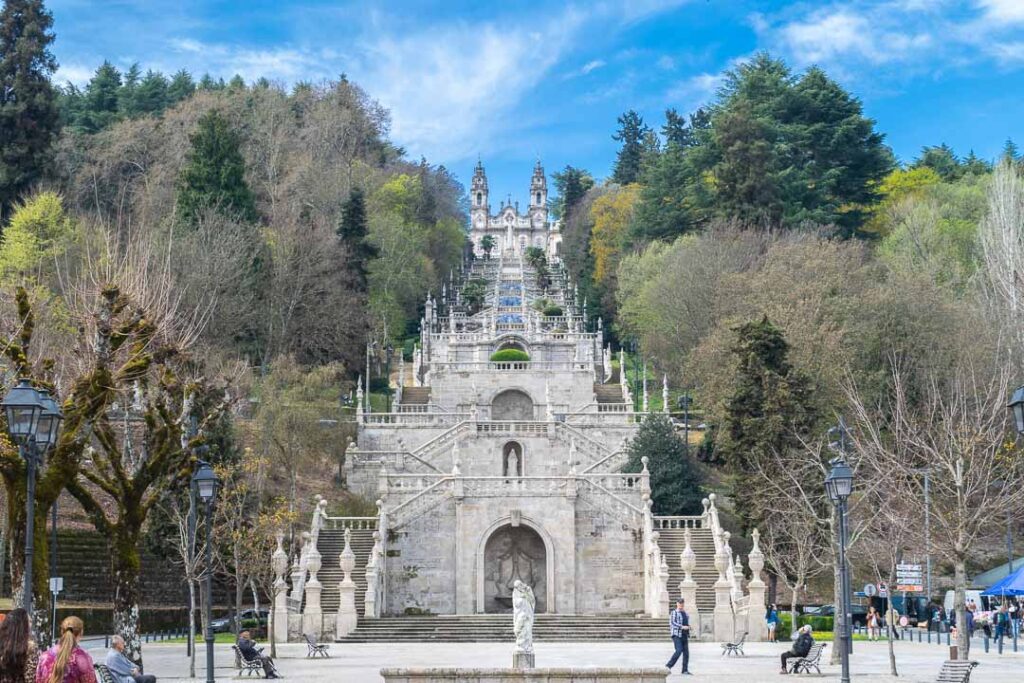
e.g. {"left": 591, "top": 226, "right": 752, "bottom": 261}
{"left": 896, "top": 564, "right": 923, "bottom": 571}
{"left": 863, "top": 583, "right": 877, "bottom": 597}
{"left": 49, "top": 577, "right": 63, "bottom": 594}
{"left": 896, "top": 584, "right": 923, "bottom": 593}
{"left": 878, "top": 583, "right": 889, "bottom": 598}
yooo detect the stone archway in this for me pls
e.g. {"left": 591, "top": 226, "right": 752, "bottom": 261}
{"left": 491, "top": 389, "right": 534, "bottom": 421}
{"left": 482, "top": 524, "right": 547, "bottom": 613}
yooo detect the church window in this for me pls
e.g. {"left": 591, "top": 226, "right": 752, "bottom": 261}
{"left": 477, "top": 192, "right": 482, "bottom": 205}
{"left": 535, "top": 192, "right": 541, "bottom": 205}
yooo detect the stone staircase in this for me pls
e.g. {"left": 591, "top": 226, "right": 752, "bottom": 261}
{"left": 315, "top": 528, "right": 375, "bottom": 616}
{"left": 337, "top": 614, "right": 669, "bottom": 642}
{"left": 401, "top": 386, "right": 431, "bottom": 405}
{"left": 594, "top": 384, "right": 623, "bottom": 403}
{"left": 656, "top": 526, "right": 719, "bottom": 613}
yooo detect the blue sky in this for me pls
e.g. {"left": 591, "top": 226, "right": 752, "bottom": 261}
{"left": 49, "top": 0, "right": 1024, "bottom": 203}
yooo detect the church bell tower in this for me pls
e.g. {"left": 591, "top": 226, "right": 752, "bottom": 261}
{"left": 529, "top": 160, "right": 547, "bottom": 228}
{"left": 471, "top": 160, "right": 489, "bottom": 231}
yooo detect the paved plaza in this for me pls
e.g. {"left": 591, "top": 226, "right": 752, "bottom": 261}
{"left": 96, "top": 639, "right": 1023, "bottom": 683}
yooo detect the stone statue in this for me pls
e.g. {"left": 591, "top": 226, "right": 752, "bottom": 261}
{"left": 512, "top": 580, "right": 535, "bottom": 657}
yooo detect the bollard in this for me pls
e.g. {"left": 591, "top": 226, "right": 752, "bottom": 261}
{"left": 1014, "top": 631, "right": 1018, "bottom": 653}
{"left": 927, "top": 630, "right": 931, "bottom": 644}
{"left": 997, "top": 635, "right": 1003, "bottom": 654}
{"left": 984, "top": 634, "right": 989, "bottom": 653}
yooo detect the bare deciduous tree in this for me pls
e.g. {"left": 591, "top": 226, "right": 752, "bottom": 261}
{"left": 848, "top": 362, "right": 1024, "bottom": 660}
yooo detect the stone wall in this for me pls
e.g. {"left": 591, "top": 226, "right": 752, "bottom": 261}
{"left": 574, "top": 501, "right": 644, "bottom": 614}
{"left": 385, "top": 499, "right": 458, "bottom": 615}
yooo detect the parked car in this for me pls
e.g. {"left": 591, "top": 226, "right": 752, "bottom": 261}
{"left": 210, "top": 608, "right": 269, "bottom": 634}
{"left": 806, "top": 604, "right": 869, "bottom": 627}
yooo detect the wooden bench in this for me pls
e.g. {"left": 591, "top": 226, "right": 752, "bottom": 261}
{"left": 232, "top": 645, "right": 266, "bottom": 677}
{"left": 788, "top": 642, "right": 827, "bottom": 674}
{"left": 305, "top": 633, "right": 331, "bottom": 658}
{"left": 935, "top": 660, "right": 978, "bottom": 683}
{"left": 721, "top": 631, "right": 748, "bottom": 656}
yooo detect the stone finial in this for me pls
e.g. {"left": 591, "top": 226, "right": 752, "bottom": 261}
{"left": 662, "top": 375, "right": 670, "bottom": 414}
{"left": 680, "top": 528, "right": 696, "bottom": 583}
{"left": 339, "top": 528, "right": 356, "bottom": 583}
{"left": 451, "top": 441, "right": 461, "bottom": 475}
{"left": 306, "top": 541, "right": 322, "bottom": 583}
{"left": 272, "top": 530, "right": 288, "bottom": 581}
{"left": 640, "top": 455, "right": 649, "bottom": 474}
{"left": 748, "top": 528, "right": 765, "bottom": 584}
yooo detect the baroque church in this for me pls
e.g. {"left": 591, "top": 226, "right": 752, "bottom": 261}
{"left": 270, "top": 164, "right": 769, "bottom": 643}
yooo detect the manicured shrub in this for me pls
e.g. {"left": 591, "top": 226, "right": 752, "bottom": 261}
{"left": 490, "top": 349, "right": 530, "bottom": 362}
{"left": 542, "top": 305, "right": 563, "bottom": 317}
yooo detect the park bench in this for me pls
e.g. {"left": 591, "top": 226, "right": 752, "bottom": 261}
{"left": 721, "top": 631, "right": 748, "bottom": 656}
{"left": 788, "top": 642, "right": 827, "bottom": 674}
{"left": 94, "top": 664, "right": 116, "bottom": 683}
{"left": 305, "top": 633, "right": 331, "bottom": 658}
{"left": 232, "top": 645, "right": 267, "bottom": 677}
{"left": 935, "top": 660, "right": 978, "bottom": 683}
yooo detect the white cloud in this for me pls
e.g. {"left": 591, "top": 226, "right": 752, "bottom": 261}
{"left": 777, "top": 8, "right": 931, "bottom": 66}
{"left": 581, "top": 59, "right": 607, "bottom": 75}
{"left": 657, "top": 55, "right": 676, "bottom": 70}
{"left": 664, "top": 72, "right": 723, "bottom": 108}
{"left": 54, "top": 63, "right": 94, "bottom": 86}
{"left": 976, "top": 0, "right": 1024, "bottom": 24}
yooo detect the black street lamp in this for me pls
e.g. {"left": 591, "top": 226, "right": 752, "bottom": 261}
{"left": 192, "top": 461, "right": 220, "bottom": 683}
{"left": 1005, "top": 386, "right": 1024, "bottom": 573}
{"left": 385, "top": 344, "right": 394, "bottom": 413}
{"left": 678, "top": 393, "right": 692, "bottom": 452}
{"left": 825, "top": 420, "right": 854, "bottom": 683}
{"left": 2, "top": 380, "right": 59, "bottom": 618}
{"left": 35, "top": 389, "right": 63, "bottom": 642}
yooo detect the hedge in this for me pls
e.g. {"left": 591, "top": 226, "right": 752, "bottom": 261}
{"left": 542, "top": 305, "right": 563, "bottom": 317}
{"left": 776, "top": 612, "right": 834, "bottom": 640}
{"left": 490, "top": 349, "right": 530, "bottom": 362}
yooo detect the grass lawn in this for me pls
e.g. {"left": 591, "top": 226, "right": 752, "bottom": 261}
{"left": 163, "top": 632, "right": 245, "bottom": 644}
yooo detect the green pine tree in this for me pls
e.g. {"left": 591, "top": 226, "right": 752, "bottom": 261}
{"left": 623, "top": 413, "right": 704, "bottom": 515}
{"left": 118, "top": 62, "right": 141, "bottom": 117}
{"left": 550, "top": 165, "right": 594, "bottom": 221}
{"left": 717, "top": 317, "right": 818, "bottom": 532}
{"left": 0, "top": 0, "right": 59, "bottom": 223}
{"left": 337, "top": 187, "right": 375, "bottom": 289}
{"left": 134, "top": 69, "right": 169, "bottom": 115}
{"left": 176, "top": 109, "right": 258, "bottom": 224}
{"left": 611, "top": 110, "right": 651, "bottom": 185}
{"left": 80, "top": 61, "right": 122, "bottom": 132}
{"left": 912, "top": 144, "right": 962, "bottom": 180}
{"left": 167, "top": 69, "right": 195, "bottom": 104}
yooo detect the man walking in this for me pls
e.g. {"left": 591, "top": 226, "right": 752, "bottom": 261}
{"left": 666, "top": 599, "right": 693, "bottom": 675}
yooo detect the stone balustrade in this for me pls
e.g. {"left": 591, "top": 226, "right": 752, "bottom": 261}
{"left": 429, "top": 361, "right": 594, "bottom": 373}
{"left": 364, "top": 412, "right": 470, "bottom": 425}
{"left": 652, "top": 515, "right": 704, "bottom": 530}
{"left": 320, "top": 516, "right": 378, "bottom": 531}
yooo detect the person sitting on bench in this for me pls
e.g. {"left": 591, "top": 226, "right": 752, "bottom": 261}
{"left": 237, "top": 631, "right": 280, "bottom": 679}
{"left": 780, "top": 625, "right": 814, "bottom": 674}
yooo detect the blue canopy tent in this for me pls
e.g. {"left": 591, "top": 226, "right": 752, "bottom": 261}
{"left": 981, "top": 564, "right": 1024, "bottom": 597}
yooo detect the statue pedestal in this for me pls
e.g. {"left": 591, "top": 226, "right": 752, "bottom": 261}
{"left": 513, "top": 652, "right": 535, "bottom": 669}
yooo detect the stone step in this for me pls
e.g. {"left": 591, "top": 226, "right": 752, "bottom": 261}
{"left": 338, "top": 615, "right": 673, "bottom": 642}
{"left": 400, "top": 387, "right": 431, "bottom": 404}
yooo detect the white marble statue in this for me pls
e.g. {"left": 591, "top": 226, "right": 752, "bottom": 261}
{"left": 512, "top": 580, "right": 535, "bottom": 654}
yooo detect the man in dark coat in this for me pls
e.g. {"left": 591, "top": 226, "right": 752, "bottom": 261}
{"left": 237, "top": 630, "right": 280, "bottom": 678}
{"left": 780, "top": 625, "right": 814, "bottom": 673}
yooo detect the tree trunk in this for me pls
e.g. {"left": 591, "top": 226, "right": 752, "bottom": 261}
{"left": 767, "top": 572, "right": 777, "bottom": 605}
{"left": 790, "top": 585, "right": 800, "bottom": 641}
{"left": 831, "top": 552, "right": 842, "bottom": 665}
{"left": 112, "top": 528, "right": 144, "bottom": 663}
{"left": 887, "top": 568, "right": 898, "bottom": 676}
{"left": 954, "top": 555, "right": 968, "bottom": 660}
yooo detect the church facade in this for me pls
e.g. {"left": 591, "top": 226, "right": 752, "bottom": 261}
{"left": 273, "top": 165, "right": 768, "bottom": 644}
{"left": 468, "top": 161, "right": 562, "bottom": 259}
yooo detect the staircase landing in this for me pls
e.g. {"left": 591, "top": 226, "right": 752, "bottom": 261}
{"left": 337, "top": 614, "right": 669, "bottom": 642}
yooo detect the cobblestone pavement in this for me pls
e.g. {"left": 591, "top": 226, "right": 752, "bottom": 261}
{"left": 93, "top": 639, "right": 1022, "bottom": 683}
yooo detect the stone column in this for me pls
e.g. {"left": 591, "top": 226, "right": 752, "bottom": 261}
{"left": 746, "top": 528, "right": 768, "bottom": 642}
{"left": 302, "top": 542, "right": 323, "bottom": 639}
{"left": 713, "top": 528, "right": 734, "bottom": 642}
{"left": 271, "top": 531, "right": 290, "bottom": 645}
{"left": 336, "top": 528, "right": 359, "bottom": 638}
{"left": 679, "top": 528, "right": 700, "bottom": 637}
{"left": 657, "top": 554, "right": 671, "bottom": 618}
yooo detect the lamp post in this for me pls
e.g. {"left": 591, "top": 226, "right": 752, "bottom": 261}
{"left": 825, "top": 419, "right": 854, "bottom": 683}
{"left": 678, "top": 393, "right": 692, "bottom": 453}
{"left": 2, "top": 379, "right": 58, "bottom": 619}
{"left": 35, "top": 389, "right": 63, "bottom": 641}
{"left": 385, "top": 344, "right": 394, "bottom": 413}
{"left": 193, "top": 462, "right": 220, "bottom": 683}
